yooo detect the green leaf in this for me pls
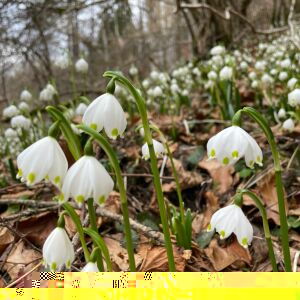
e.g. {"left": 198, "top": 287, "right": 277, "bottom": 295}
{"left": 288, "top": 216, "right": 300, "bottom": 229}
{"left": 137, "top": 212, "right": 160, "bottom": 231}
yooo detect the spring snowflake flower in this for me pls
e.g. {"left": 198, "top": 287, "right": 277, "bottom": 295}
{"left": 42, "top": 227, "right": 75, "bottom": 271}
{"left": 255, "top": 60, "right": 266, "bottom": 71}
{"left": 11, "top": 115, "right": 31, "bottom": 130}
{"left": 207, "top": 70, "right": 217, "bottom": 81}
{"left": 277, "top": 108, "right": 286, "bottom": 119}
{"left": 4, "top": 128, "right": 17, "bottom": 139}
{"left": 282, "top": 118, "right": 295, "bottom": 131}
{"left": 207, "top": 125, "right": 263, "bottom": 168}
{"left": 18, "top": 101, "right": 30, "bottom": 112}
{"left": 82, "top": 93, "right": 127, "bottom": 139}
{"left": 210, "top": 45, "right": 225, "bottom": 56}
{"left": 153, "top": 86, "right": 163, "bottom": 97}
{"left": 219, "top": 66, "right": 233, "bottom": 81}
{"left": 240, "top": 61, "right": 248, "bottom": 70}
{"left": 17, "top": 136, "right": 68, "bottom": 186}
{"left": 280, "top": 58, "right": 291, "bottom": 69}
{"left": 129, "top": 65, "right": 138, "bottom": 76}
{"left": 20, "top": 90, "right": 32, "bottom": 102}
{"left": 75, "top": 58, "right": 88, "bottom": 73}
{"left": 288, "top": 89, "right": 300, "bottom": 107}
{"left": 60, "top": 155, "right": 114, "bottom": 205}
{"left": 249, "top": 71, "right": 256, "bottom": 80}
{"left": 251, "top": 80, "right": 258, "bottom": 89}
{"left": 287, "top": 77, "right": 297, "bottom": 90}
{"left": 40, "top": 84, "right": 57, "bottom": 102}
{"left": 75, "top": 103, "right": 87, "bottom": 115}
{"left": 278, "top": 71, "right": 288, "bottom": 81}
{"left": 3, "top": 105, "right": 19, "bottom": 119}
{"left": 142, "top": 139, "right": 165, "bottom": 160}
{"left": 150, "top": 70, "right": 159, "bottom": 81}
{"left": 81, "top": 262, "right": 99, "bottom": 272}
{"left": 55, "top": 56, "right": 69, "bottom": 69}
{"left": 208, "top": 204, "right": 253, "bottom": 248}
{"left": 261, "top": 74, "right": 274, "bottom": 86}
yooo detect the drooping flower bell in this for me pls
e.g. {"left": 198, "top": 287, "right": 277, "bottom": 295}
{"left": 61, "top": 155, "right": 114, "bottom": 205}
{"left": 11, "top": 115, "right": 31, "bottom": 130}
{"left": 81, "top": 262, "right": 99, "bottom": 272}
{"left": 16, "top": 136, "right": 68, "bottom": 187}
{"left": 207, "top": 125, "right": 263, "bottom": 168}
{"left": 288, "top": 88, "right": 300, "bottom": 107}
{"left": 75, "top": 58, "right": 89, "bottom": 73}
{"left": 20, "top": 90, "right": 32, "bottom": 102}
{"left": 207, "top": 204, "right": 253, "bottom": 248}
{"left": 3, "top": 105, "right": 19, "bottom": 119}
{"left": 219, "top": 66, "right": 233, "bottom": 81}
{"left": 42, "top": 227, "right": 75, "bottom": 271}
{"left": 82, "top": 93, "right": 127, "bottom": 139}
{"left": 142, "top": 139, "right": 165, "bottom": 160}
{"left": 282, "top": 118, "right": 295, "bottom": 131}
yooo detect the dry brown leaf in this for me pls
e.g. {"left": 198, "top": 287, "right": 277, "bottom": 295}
{"left": 289, "top": 208, "right": 300, "bottom": 216}
{"left": 138, "top": 244, "right": 185, "bottom": 272}
{"left": 104, "top": 191, "right": 121, "bottom": 215}
{"left": 199, "top": 158, "right": 234, "bottom": 194}
{"left": 3, "top": 240, "right": 41, "bottom": 280}
{"left": 0, "top": 227, "right": 14, "bottom": 254}
{"left": 204, "top": 239, "right": 251, "bottom": 271}
{"left": 103, "top": 235, "right": 142, "bottom": 271}
{"left": 17, "top": 212, "right": 57, "bottom": 247}
{"left": 0, "top": 190, "right": 34, "bottom": 201}
{"left": 162, "top": 158, "right": 202, "bottom": 192}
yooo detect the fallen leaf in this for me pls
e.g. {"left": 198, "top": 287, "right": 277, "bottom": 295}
{"left": 199, "top": 158, "right": 234, "bottom": 194}
{"left": 3, "top": 240, "right": 41, "bottom": 280}
{"left": 204, "top": 238, "right": 251, "bottom": 271}
{"left": 103, "top": 235, "right": 142, "bottom": 271}
{"left": 162, "top": 158, "right": 202, "bottom": 192}
{"left": 0, "top": 227, "right": 14, "bottom": 254}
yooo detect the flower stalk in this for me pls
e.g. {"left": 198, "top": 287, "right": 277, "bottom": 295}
{"left": 77, "top": 125, "right": 136, "bottom": 271}
{"left": 233, "top": 107, "right": 291, "bottom": 271}
{"left": 103, "top": 71, "right": 176, "bottom": 271}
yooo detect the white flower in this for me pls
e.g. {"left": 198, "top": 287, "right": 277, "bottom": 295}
{"left": 55, "top": 56, "right": 69, "bottom": 69}
{"left": 278, "top": 71, "right": 288, "bottom": 81}
{"left": 129, "top": 65, "right": 138, "bottom": 76}
{"left": 142, "top": 79, "right": 150, "bottom": 89}
{"left": 261, "top": 74, "right": 274, "bottom": 86}
{"left": 4, "top": 128, "right": 17, "bottom": 139}
{"left": 280, "top": 58, "right": 291, "bottom": 69}
{"left": 3, "top": 105, "right": 19, "bottom": 119}
{"left": 282, "top": 118, "right": 295, "bottom": 131}
{"left": 40, "top": 84, "right": 57, "bottom": 102}
{"left": 170, "top": 83, "right": 180, "bottom": 94}
{"left": 81, "top": 262, "right": 99, "bottom": 272}
{"left": 17, "top": 136, "right": 68, "bottom": 186}
{"left": 210, "top": 45, "right": 225, "bottom": 56}
{"left": 150, "top": 70, "right": 159, "bottom": 81}
{"left": 208, "top": 204, "right": 253, "bottom": 248}
{"left": 219, "top": 66, "right": 233, "bottom": 81}
{"left": 212, "top": 55, "right": 223, "bottom": 67}
{"left": 153, "top": 86, "right": 163, "bottom": 97}
{"left": 76, "top": 103, "right": 87, "bottom": 115}
{"left": 192, "top": 67, "right": 201, "bottom": 77}
{"left": 75, "top": 58, "right": 88, "bottom": 73}
{"left": 240, "top": 61, "right": 248, "bottom": 70}
{"left": 71, "top": 123, "right": 81, "bottom": 135}
{"left": 287, "top": 77, "right": 297, "bottom": 90}
{"left": 20, "top": 90, "right": 32, "bottom": 102}
{"left": 270, "top": 68, "right": 278, "bottom": 76}
{"left": 255, "top": 60, "right": 266, "bottom": 71}
{"left": 61, "top": 155, "right": 114, "bottom": 205}
{"left": 42, "top": 227, "right": 75, "bottom": 271}
{"left": 18, "top": 101, "right": 30, "bottom": 112}
{"left": 142, "top": 139, "right": 165, "bottom": 160}
{"left": 83, "top": 93, "right": 126, "bottom": 139}
{"left": 249, "top": 71, "right": 256, "bottom": 80}
{"left": 277, "top": 108, "right": 286, "bottom": 119}
{"left": 207, "top": 125, "right": 263, "bottom": 168}
{"left": 207, "top": 70, "right": 217, "bottom": 80}
{"left": 288, "top": 89, "right": 300, "bottom": 107}
{"left": 251, "top": 80, "right": 258, "bottom": 89}
{"left": 11, "top": 115, "right": 31, "bottom": 130}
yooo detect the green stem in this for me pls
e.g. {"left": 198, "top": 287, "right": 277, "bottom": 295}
{"left": 62, "top": 202, "right": 90, "bottom": 263}
{"left": 234, "top": 107, "right": 291, "bottom": 271}
{"left": 83, "top": 228, "right": 112, "bottom": 272}
{"left": 77, "top": 125, "right": 136, "bottom": 271}
{"left": 238, "top": 189, "right": 278, "bottom": 272}
{"left": 150, "top": 125, "right": 185, "bottom": 224}
{"left": 103, "top": 71, "right": 176, "bottom": 271}
{"left": 87, "top": 198, "right": 104, "bottom": 271}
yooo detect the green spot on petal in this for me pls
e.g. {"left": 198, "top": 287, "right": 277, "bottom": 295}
{"left": 27, "top": 172, "right": 35, "bottom": 184}
{"left": 207, "top": 224, "right": 212, "bottom": 231}
{"left": 58, "top": 193, "right": 64, "bottom": 202}
{"left": 66, "top": 260, "right": 71, "bottom": 268}
{"left": 54, "top": 176, "right": 60, "bottom": 184}
{"left": 98, "top": 195, "right": 105, "bottom": 205}
{"left": 90, "top": 123, "right": 97, "bottom": 130}
{"left": 232, "top": 150, "right": 239, "bottom": 158}
{"left": 210, "top": 149, "right": 216, "bottom": 158}
{"left": 220, "top": 230, "right": 225, "bottom": 238}
{"left": 17, "top": 169, "right": 23, "bottom": 178}
{"left": 51, "top": 262, "right": 57, "bottom": 271}
{"left": 222, "top": 157, "right": 229, "bottom": 165}
{"left": 111, "top": 128, "right": 119, "bottom": 138}
{"left": 256, "top": 156, "right": 262, "bottom": 163}
{"left": 242, "top": 238, "right": 248, "bottom": 248}
{"left": 76, "top": 195, "right": 85, "bottom": 203}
